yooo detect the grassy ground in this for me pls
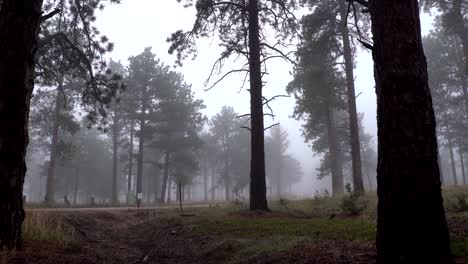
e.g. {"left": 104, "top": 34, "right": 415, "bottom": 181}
{"left": 1, "top": 187, "right": 467, "bottom": 263}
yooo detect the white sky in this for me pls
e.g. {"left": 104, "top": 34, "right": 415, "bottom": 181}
{"left": 96, "top": 2, "right": 435, "bottom": 195}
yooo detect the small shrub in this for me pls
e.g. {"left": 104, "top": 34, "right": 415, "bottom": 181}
{"left": 448, "top": 193, "right": 468, "bottom": 212}
{"left": 23, "top": 210, "right": 74, "bottom": 244}
{"left": 340, "top": 184, "right": 367, "bottom": 216}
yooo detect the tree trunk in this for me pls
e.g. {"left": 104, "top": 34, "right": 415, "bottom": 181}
{"left": 136, "top": 118, "right": 145, "bottom": 208}
{"left": 44, "top": 90, "right": 62, "bottom": 204}
{"left": 224, "top": 147, "right": 230, "bottom": 201}
{"left": 178, "top": 182, "right": 182, "bottom": 211}
{"left": 326, "top": 103, "right": 344, "bottom": 195}
{"left": 453, "top": 0, "right": 468, "bottom": 108}
{"left": 127, "top": 118, "right": 134, "bottom": 203}
{"left": 160, "top": 152, "right": 170, "bottom": 203}
{"left": 211, "top": 167, "right": 215, "bottom": 201}
{"left": 459, "top": 149, "right": 466, "bottom": 185}
{"left": 203, "top": 162, "right": 208, "bottom": 201}
{"left": 339, "top": 0, "right": 365, "bottom": 194}
{"left": 0, "top": 0, "right": 43, "bottom": 250}
{"left": 369, "top": 1, "right": 453, "bottom": 262}
{"left": 168, "top": 179, "right": 172, "bottom": 203}
{"left": 73, "top": 165, "right": 80, "bottom": 205}
{"left": 448, "top": 138, "right": 458, "bottom": 185}
{"left": 111, "top": 113, "right": 119, "bottom": 204}
{"left": 248, "top": 0, "right": 268, "bottom": 211}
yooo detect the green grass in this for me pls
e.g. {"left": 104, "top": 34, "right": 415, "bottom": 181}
{"left": 451, "top": 235, "right": 468, "bottom": 258}
{"left": 194, "top": 217, "right": 376, "bottom": 241}
{"left": 22, "top": 210, "right": 74, "bottom": 244}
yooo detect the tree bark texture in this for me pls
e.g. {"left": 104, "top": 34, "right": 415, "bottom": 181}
{"left": 339, "top": 0, "right": 365, "bottom": 194}
{"left": 44, "top": 91, "right": 62, "bottom": 204}
{"left": 448, "top": 138, "right": 458, "bottom": 185}
{"left": 326, "top": 103, "right": 344, "bottom": 196}
{"left": 248, "top": 0, "right": 268, "bottom": 211}
{"left": 111, "top": 115, "right": 119, "bottom": 204}
{"left": 369, "top": 1, "right": 453, "bottom": 262}
{"left": 127, "top": 119, "right": 134, "bottom": 203}
{"left": 0, "top": 0, "right": 43, "bottom": 250}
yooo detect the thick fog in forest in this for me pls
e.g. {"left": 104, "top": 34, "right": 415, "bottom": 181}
{"left": 22, "top": 2, "right": 438, "bottom": 203}
{"left": 2, "top": 0, "right": 468, "bottom": 262}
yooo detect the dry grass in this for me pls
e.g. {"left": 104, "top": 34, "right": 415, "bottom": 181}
{"left": 22, "top": 210, "right": 74, "bottom": 245}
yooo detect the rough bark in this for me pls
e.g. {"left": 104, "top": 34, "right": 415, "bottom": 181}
{"left": 339, "top": 0, "right": 365, "bottom": 194}
{"left": 44, "top": 90, "right": 62, "bottom": 204}
{"left": 369, "top": 1, "right": 453, "bottom": 262}
{"left": 248, "top": 0, "right": 268, "bottom": 211}
{"left": 0, "top": 0, "right": 43, "bottom": 250}
{"left": 326, "top": 103, "right": 344, "bottom": 196}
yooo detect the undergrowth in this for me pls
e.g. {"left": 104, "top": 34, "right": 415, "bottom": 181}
{"left": 23, "top": 210, "right": 74, "bottom": 244}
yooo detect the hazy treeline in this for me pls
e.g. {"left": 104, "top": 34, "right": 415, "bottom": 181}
{"left": 24, "top": 48, "right": 303, "bottom": 205}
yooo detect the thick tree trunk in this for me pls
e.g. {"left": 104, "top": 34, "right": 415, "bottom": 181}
{"left": 136, "top": 119, "right": 145, "bottom": 208}
{"left": 44, "top": 91, "right": 62, "bottom": 204}
{"left": 326, "top": 103, "right": 344, "bottom": 195}
{"left": 127, "top": 119, "right": 134, "bottom": 203}
{"left": 369, "top": 1, "right": 453, "bottom": 262}
{"left": 248, "top": 0, "right": 268, "bottom": 211}
{"left": 448, "top": 138, "right": 458, "bottom": 185}
{"left": 0, "top": 0, "right": 43, "bottom": 250}
{"left": 459, "top": 149, "right": 466, "bottom": 185}
{"left": 339, "top": 0, "right": 365, "bottom": 194}
{"left": 160, "top": 152, "right": 170, "bottom": 203}
{"left": 111, "top": 114, "right": 119, "bottom": 204}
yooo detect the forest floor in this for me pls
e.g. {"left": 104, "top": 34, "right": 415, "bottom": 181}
{"left": 2, "top": 189, "right": 468, "bottom": 264}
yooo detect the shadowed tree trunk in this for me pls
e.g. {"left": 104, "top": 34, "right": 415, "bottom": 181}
{"left": 127, "top": 119, "right": 134, "bottom": 204}
{"left": 44, "top": 90, "right": 62, "bottom": 204}
{"left": 211, "top": 167, "right": 216, "bottom": 201}
{"left": 339, "top": 0, "right": 364, "bottom": 194}
{"left": 0, "top": 0, "right": 43, "bottom": 250}
{"left": 459, "top": 148, "right": 466, "bottom": 185}
{"left": 448, "top": 138, "right": 458, "bottom": 185}
{"left": 452, "top": 0, "right": 468, "bottom": 108}
{"left": 203, "top": 162, "right": 208, "bottom": 201}
{"left": 326, "top": 103, "right": 344, "bottom": 195}
{"left": 369, "top": 0, "right": 453, "bottom": 262}
{"left": 224, "top": 145, "right": 230, "bottom": 201}
{"left": 136, "top": 118, "right": 145, "bottom": 208}
{"left": 248, "top": 0, "right": 268, "bottom": 211}
{"left": 73, "top": 166, "right": 80, "bottom": 205}
{"left": 111, "top": 113, "right": 119, "bottom": 204}
{"left": 160, "top": 152, "right": 170, "bottom": 203}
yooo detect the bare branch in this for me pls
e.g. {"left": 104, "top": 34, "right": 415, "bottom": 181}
{"left": 204, "top": 69, "right": 249, "bottom": 91}
{"left": 41, "top": 8, "right": 61, "bottom": 22}
{"left": 264, "top": 123, "right": 280, "bottom": 131}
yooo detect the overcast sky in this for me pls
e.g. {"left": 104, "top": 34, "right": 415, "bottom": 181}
{"left": 96, "top": 2, "right": 435, "bottom": 195}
